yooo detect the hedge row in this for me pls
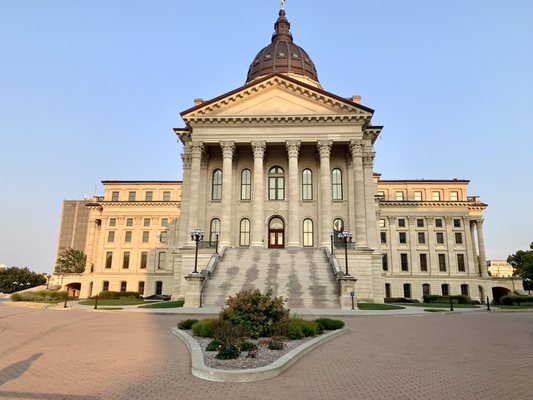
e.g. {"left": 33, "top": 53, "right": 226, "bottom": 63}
{"left": 499, "top": 295, "right": 533, "bottom": 306}
{"left": 423, "top": 294, "right": 471, "bottom": 304}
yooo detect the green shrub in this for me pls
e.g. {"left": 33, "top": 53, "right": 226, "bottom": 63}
{"left": 215, "top": 342, "right": 240, "bottom": 359}
{"left": 206, "top": 338, "right": 225, "bottom": 352}
{"left": 423, "top": 294, "right": 471, "bottom": 304}
{"left": 221, "top": 288, "right": 289, "bottom": 338}
{"left": 177, "top": 319, "right": 198, "bottom": 330}
{"left": 212, "top": 318, "right": 246, "bottom": 344}
{"left": 314, "top": 318, "right": 345, "bottom": 331}
{"left": 500, "top": 295, "right": 533, "bottom": 306}
{"left": 10, "top": 293, "right": 21, "bottom": 301}
{"left": 287, "top": 322, "right": 304, "bottom": 340}
{"left": 267, "top": 339, "right": 284, "bottom": 350}
{"left": 119, "top": 291, "right": 142, "bottom": 299}
{"left": 98, "top": 291, "right": 120, "bottom": 299}
{"left": 238, "top": 341, "right": 258, "bottom": 352}
{"left": 191, "top": 319, "right": 215, "bottom": 337}
{"left": 287, "top": 318, "right": 319, "bottom": 339}
{"left": 10, "top": 290, "right": 66, "bottom": 302}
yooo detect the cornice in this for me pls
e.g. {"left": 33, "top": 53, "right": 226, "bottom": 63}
{"left": 378, "top": 200, "right": 487, "bottom": 210}
{"left": 183, "top": 113, "right": 369, "bottom": 125}
{"left": 97, "top": 201, "right": 182, "bottom": 208}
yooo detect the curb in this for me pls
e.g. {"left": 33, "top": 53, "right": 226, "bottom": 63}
{"left": 171, "top": 327, "right": 348, "bottom": 382}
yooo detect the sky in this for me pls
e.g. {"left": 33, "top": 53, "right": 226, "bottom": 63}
{"left": 1, "top": 0, "right": 532, "bottom": 273}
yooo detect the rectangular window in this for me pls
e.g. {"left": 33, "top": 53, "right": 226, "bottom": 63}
{"left": 155, "top": 281, "right": 163, "bottom": 295}
{"left": 399, "top": 232, "right": 407, "bottom": 244}
{"left": 442, "top": 284, "right": 449, "bottom": 296}
{"left": 128, "top": 191, "right": 136, "bottom": 202}
{"left": 111, "top": 191, "right": 119, "bottom": 201}
{"left": 382, "top": 254, "right": 388, "bottom": 271}
{"left": 241, "top": 169, "right": 252, "bottom": 200}
{"left": 142, "top": 231, "right": 149, "bottom": 243}
{"left": 380, "top": 232, "right": 387, "bottom": 244}
{"left": 102, "top": 281, "right": 109, "bottom": 291}
{"left": 438, "top": 254, "right": 446, "bottom": 272}
{"left": 403, "top": 284, "right": 411, "bottom": 299}
{"left": 109, "top": 218, "right": 116, "bottom": 227}
{"left": 461, "top": 284, "right": 469, "bottom": 296}
{"left": 455, "top": 232, "right": 463, "bottom": 244}
{"left": 161, "top": 218, "right": 169, "bottom": 227}
{"left": 398, "top": 219, "right": 406, "bottom": 228}
{"left": 422, "top": 283, "right": 430, "bottom": 296}
{"left": 414, "top": 191, "right": 422, "bottom": 201}
{"left": 457, "top": 254, "right": 466, "bottom": 272}
{"left": 105, "top": 252, "right": 113, "bottom": 269}
{"left": 107, "top": 231, "right": 115, "bottom": 243}
{"left": 453, "top": 218, "right": 461, "bottom": 228}
{"left": 435, "top": 218, "right": 443, "bottom": 228}
{"left": 163, "top": 191, "right": 171, "bottom": 201}
{"left": 126, "top": 218, "right": 133, "bottom": 227}
{"left": 420, "top": 253, "right": 428, "bottom": 272}
{"left": 160, "top": 231, "right": 168, "bottom": 243}
{"left": 138, "top": 281, "right": 145, "bottom": 295}
{"left": 145, "top": 191, "right": 153, "bottom": 201}
{"left": 385, "top": 283, "right": 391, "bottom": 298}
{"left": 125, "top": 231, "right": 132, "bottom": 243}
{"left": 123, "top": 252, "right": 130, "bottom": 269}
{"left": 436, "top": 232, "right": 444, "bottom": 244}
{"left": 379, "top": 219, "right": 386, "bottom": 228}
{"left": 140, "top": 252, "right": 148, "bottom": 269}
{"left": 395, "top": 191, "right": 404, "bottom": 201}
{"left": 158, "top": 252, "right": 166, "bottom": 269}
{"left": 400, "top": 253, "right": 409, "bottom": 271}
{"left": 120, "top": 281, "right": 127, "bottom": 292}
{"left": 432, "top": 191, "right": 441, "bottom": 201}
{"left": 450, "top": 191, "right": 459, "bottom": 201}
{"left": 302, "top": 170, "right": 313, "bottom": 200}
{"left": 416, "top": 218, "right": 424, "bottom": 227}
{"left": 418, "top": 232, "right": 425, "bottom": 244}
{"left": 143, "top": 218, "right": 150, "bottom": 227}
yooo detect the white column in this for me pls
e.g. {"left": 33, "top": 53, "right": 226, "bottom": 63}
{"left": 318, "top": 140, "right": 332, "bottom": 247}
{"left": 286, "top": 140, "right": 301, "bottom": 247}
{"left": 220, "top": 141, "right": 235, "bottom": 247}
{"left": 350, "top": 140, "right": 367, "bottom": 247}
{"left": 178, "top": 149, "right": 192, "bottom": 246}
{"left": 470, "top": 220, "right": 479, "bottom": 275}
{"left": 251, "top": 141, "right": 266, "bottom": 247}
{"left": 363, "top": 151, "right": 378, "bottom": 248}
{"left": 476, "top": 219, "right": 489, "bottom": 277}
{"left": 187, "top": 142, "right": 203, "bottom": 245}
{"left": 463, "top": 217, "right": 477, "bottom": 276}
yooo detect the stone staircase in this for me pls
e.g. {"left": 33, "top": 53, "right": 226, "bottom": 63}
{"left": 202, "top": 248, "right": 340, "bottom": 309}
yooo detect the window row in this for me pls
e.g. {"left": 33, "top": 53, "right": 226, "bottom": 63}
{"left": 110, "top": 191, "right": 172, "bottom": 202}
{"left": 108, "top": 217, "right": 169, "bottom": 227}
{"left": 104, "top": 251, "right": 167, "bottom": 269}
{"left": 381, "top": 231, "right": 464, "bottom": 245}
{"left": 107, "top": 230, "right": 168, "bottom": 243}
{"left": 385, "top": 283, "right": 470, "bottom": 299}
{"left": 378, "top": 190, "right": 461, "bottom": 202}
{"left": 382, "top": 253, "right": 467, "bottom": 272}
{"left": 100, "top": 280, "right": 163, "bottom": 296}
{"left": 211, "top": 167, "right": 345, "bottom": 201}
{"left": 379, "top": 217, "right": 464, "bottom": 229}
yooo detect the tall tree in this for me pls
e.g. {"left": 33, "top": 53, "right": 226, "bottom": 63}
{"left": 0, "top": 267, "right": 47, "bottom": 294}
{"left": 507, "top": 242, "right": 533, "bottom": 279}
{"left": 55, "top": 248, "right": 87, "bottom": 274}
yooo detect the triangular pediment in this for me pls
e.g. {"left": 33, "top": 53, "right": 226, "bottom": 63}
{"left": 181, "top": 74, "right": 373, "bottom": 122}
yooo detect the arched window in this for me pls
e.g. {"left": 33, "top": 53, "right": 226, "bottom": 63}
{"left": 332, "top": 168, "right": 343, "bottom": 200}
{"left": 212, "top": 169, "right": 222, "bottom": 200}
{"left": 239, "top": 218, "right": 251, "bottom": 246}
{"left": 210, "top": 218, "right": 220, "bottom": 246}
{"left": 302, "top": 169, "right": 313, "bottom": 200}
{"left": 241, "top": 169, "right": 252, "bottom": 200}
{"left": 333, "top": 218, "right": 344, "bottom": 248}
{"left": 269, "top": 166, "right": 285, "bottom": 200}
{"left": 302, "top": 219, "right": 314, "bottom": 247}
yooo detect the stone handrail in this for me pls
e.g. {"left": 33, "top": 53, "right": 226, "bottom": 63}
{"left": 324, "top": 248, "right": 346, "bottom": 279}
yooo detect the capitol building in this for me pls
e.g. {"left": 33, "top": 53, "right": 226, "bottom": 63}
{"left": 53, "top": 7, "right": 514, "bottom": 307}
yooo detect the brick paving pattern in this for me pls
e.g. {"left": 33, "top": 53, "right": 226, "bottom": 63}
{"left": 0, "top": 300, "right": 531, "bottom": 400}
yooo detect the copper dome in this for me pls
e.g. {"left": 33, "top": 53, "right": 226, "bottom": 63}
{"left": 246, "top": 10, "right": 319, "bottom": 84}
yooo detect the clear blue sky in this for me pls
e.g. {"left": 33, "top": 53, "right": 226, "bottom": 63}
{"left": 1, "top": 0, "right": 532, "bottom": 273}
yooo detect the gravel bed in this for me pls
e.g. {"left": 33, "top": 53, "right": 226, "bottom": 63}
{"left": 191, "top": 334, "right": 314, "bottom": 370}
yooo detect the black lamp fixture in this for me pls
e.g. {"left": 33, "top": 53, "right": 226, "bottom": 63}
{"left": 190, "top": 228, "right": 204, "bottom": 273}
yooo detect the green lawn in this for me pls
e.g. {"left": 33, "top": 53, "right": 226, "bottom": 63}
{"left": 400, "top": 303, "right": 481, "bottom": 309}
{"left": 494, "top": 304, "right": 533, "bottom": 309}
{"left": 78, "top": 299, "right": 144, "bottom": 306}
{"left": 137, "top": 300, "right": 185, "bottom": 309}
{"left": 357, "top": 303, "right": 405, "bottom": 310}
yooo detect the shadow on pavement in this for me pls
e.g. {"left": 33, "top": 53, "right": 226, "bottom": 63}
{"left": 0, "top": 353, "right": 43, "bottom": 386}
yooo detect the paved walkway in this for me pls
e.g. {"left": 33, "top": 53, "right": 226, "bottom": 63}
{"left": 0, "top": 300, "right": 531, "bottom": 399}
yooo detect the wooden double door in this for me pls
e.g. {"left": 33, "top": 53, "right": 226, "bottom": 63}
{"left": 268, "top": 217, "right": 284, "bottom": 248}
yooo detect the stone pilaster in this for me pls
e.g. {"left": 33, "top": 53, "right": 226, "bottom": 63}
{"left": 463, "top": 217, "right": 476, "bottom": 276}
{"left": 363, "top": 151, "right": 378, "bottom": 249}
{"left": 187, "top": 142, "right": 203, "bottom": 246}
{"left": 318, "top": 140, "right": 332, "bottom": 247}
{"left": 444, "top": 217, "right": 454, "bottom": 275}
{"left": 426, "top": 217, "right": 436, "bottom": 275}
{"left": 407, "top": 216, "right": 417, "bottom": 275}
{"left": 286, "top": 140, "right": 301, "bottom": 247}
{"left": 476, "top": 219, "right": 489, "bottom": 277}
{"left": 220, "top": 141, "right": 235, "bottom": 247}
{"left": 387, "top": 216, "right": 397, "bottom": 275}
{"left": 350, "top": 140, "right": 367, "bottom": 247}
{"left": 251, "top": 141, "right": 266, "bottom": 247}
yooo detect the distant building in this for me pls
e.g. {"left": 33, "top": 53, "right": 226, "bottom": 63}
{"left": 55, "top": 200, "right": 91, "bottom": 262}
{"left": 487, "top": 260, "right": 514, "bottom": 278}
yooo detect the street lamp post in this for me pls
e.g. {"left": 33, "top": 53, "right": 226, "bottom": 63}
{"left": 63, "top": 288, "right": 68, "bottom": 308}
{"left": 190, "top": 228, "right": 204, "bottom": 273}
{"left": 337, "top": 230, "right": 353, "bottom": 275}
{"left": 46, "top": 274, "right": 51, "bottom": 289}
{"left": 215, "top": 232, "right": 220, "bottom": 255}
{"left": 12, "top": 281, "right": 18, "bottom": 293}
{"left": 525, "top": 278, "right": 532, "bottom": 296}
{"left": 330, "top": 232, "right": 334, "bottom": 255}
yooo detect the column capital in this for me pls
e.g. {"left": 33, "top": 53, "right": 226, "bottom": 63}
{"left": 407, "top": 216, "right": 416, "bottom": 225}
{"left": 251, "top": 141, "right": 266, "bottom": 158}
{"left": 444, "top": 216, "right": 453, "bottom": 224}
{"left": 426, "top": 217, "right": 435, "bottom": 226}
{"left": 286, "top": 140, "right": 301, "bottom": 158}
{"left": 220, "top": 141, "right": 235, "bottom": 159}
{"left": 387, "top": 216, "right": 397, "bottom": 224}
{"left": 181, "top": 152, "right": 192, "bottom": 169}
{"left": 363, "top": 152, "right": 375, "bottom": 168}
{"left": 317, "top": 140, "right": 332, "bottom": 158}
{"left": 190, "top": 141, "right": 204, "bottom": 159}
{"left": 349, "top": 139, "right": 363, "bottom": 158}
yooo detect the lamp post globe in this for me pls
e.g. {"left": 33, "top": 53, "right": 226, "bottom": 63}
{"left": 190, "top": 228, "right": 204, "bottom": 273}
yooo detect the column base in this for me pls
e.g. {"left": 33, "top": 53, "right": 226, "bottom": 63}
{"left": 250, "top": 242, "right": 264, "bottom": 248}
{"left": 287, "top": 242, "right": 300, "bottom": 248}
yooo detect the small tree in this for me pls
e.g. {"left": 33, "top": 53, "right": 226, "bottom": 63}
{"left": 507, "top": 242, "right": 533, "bottom": 280}
{"left": 55, "top": 248, "right": 87, "bottom": 274}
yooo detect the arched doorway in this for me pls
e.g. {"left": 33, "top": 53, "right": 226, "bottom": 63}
{"left": 268, "top": 217, "right": 285, "bottom": 248}
{"left": 65, "top": 282, "right": 82, "bottom": 298}
{"left": 492, "top": 287, "right": 511, "bottom": 304}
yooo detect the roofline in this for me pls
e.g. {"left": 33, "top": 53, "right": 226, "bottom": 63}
{"left": 377, "top": 179, "right": 470, "bottom": 184}
{"left": 101, "top": 180, "right": 183, "bottom": 184}
{"left": 180, "top": 72, "right": 375, "bottom": 117}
